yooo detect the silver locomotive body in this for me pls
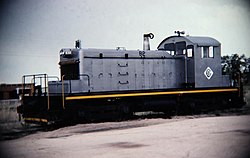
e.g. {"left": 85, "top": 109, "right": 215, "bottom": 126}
{"left": 49, "top": 34, "right": 229, "bottom": 95}
{"left": 18, "top": 33, "right": 242, "bottom": 124}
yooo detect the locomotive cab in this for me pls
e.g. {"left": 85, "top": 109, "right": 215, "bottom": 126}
{"left": 157, "top": 35, "right": 229, "bottom": 88}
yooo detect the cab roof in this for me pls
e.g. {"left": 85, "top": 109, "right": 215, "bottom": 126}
{"left": 157, "top": 36, "right": 221, "bottom": 50}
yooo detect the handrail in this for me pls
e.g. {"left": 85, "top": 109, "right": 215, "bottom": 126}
{"left": 64, "top": 74, "right": 90, "bottom": 94}
{"left": 62, "top": 75, "right": 65, "bottom": 109}
{"left": 45, "top": 74, "right": 50, "bottom": 110}
{"left": 22, "top": 74, "right": 51, "bottom": 110}
{"left": 48, "top": 76, "right": 60, "bottom": 81}
{"left": 79, "top": 74, "right": 90, "bottom": 87}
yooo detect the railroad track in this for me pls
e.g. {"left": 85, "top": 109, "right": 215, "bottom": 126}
{"left": 1, "top": 104, "right": 250, "bottom": 141}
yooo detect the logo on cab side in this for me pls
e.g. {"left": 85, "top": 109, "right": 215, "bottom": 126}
{"left": 204, "top": 67, "right": 213, "bottom": 80}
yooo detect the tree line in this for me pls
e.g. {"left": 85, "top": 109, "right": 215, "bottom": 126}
{"left": 221, "top": 54, "right": 250, "bottom": 86}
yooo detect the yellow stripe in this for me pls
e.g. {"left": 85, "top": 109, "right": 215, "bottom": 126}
{"left": 66, "top": 88, "right": 238, "bottom": 100}
{"left": 24, "top": 117, "right": 48, "bottom": 123}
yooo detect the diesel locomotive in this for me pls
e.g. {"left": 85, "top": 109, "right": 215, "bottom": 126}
{"left": 17, "top": 32, "right": 244, "bottom": 124}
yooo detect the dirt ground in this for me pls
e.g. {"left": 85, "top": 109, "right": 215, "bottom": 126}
{"left": 0, "top": 89, "right": 249, "bottom": 158}
{"left": 0, "top": 114, "right": 250, "bottom": 158}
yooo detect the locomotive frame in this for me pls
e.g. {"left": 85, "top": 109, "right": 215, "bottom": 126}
{"left": 17, "top": 33, "right": 244, "bottom": 124}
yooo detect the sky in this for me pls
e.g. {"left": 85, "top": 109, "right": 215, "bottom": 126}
{"left": 0, "top": 0, "right": 250, "bottom": 83}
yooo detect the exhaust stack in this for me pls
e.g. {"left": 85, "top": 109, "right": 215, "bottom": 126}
{"left": 143, "top": 33, "right": 154, "bottom": 51}
{"left": 75, "top": 39, "right": 81, "bottom": 49}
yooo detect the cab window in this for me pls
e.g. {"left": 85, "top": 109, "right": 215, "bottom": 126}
{"left": 175, "top": 41, "right": 186, "bottom": 55}
{"left": 187, "top": 45, "right": 193, "bottom": 58}
{"left": 201, "top": 46, "right": 214, "bottom": 58}
{"left": 208, "top": 46, "right": 214, "bottom": 58}
{"left": 164, "top": 43, "right": 175, "bottom": 55}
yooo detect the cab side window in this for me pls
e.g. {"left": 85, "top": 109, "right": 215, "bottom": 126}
{"left": 187, "top": 45, "right": 193, "bottom": 58}
{"left": 164, "top": 43, "right": 175, "bottom": 55}
{"left": 208, "top": 46, "right": 214, "bottom": 58}
{"left": 201, "top": 46, "right": 214, "bottom": 58}
{"left": 175, "top": 41, "right": 186, "bottom": 55}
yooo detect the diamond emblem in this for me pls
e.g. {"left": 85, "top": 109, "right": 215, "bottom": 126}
{"left": 204, "top": 67, "right": 213, "bottom": 80}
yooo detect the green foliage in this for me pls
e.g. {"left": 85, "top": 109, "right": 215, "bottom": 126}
{"left": 221, "top": 54, "right": 249, "bottom": 85}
